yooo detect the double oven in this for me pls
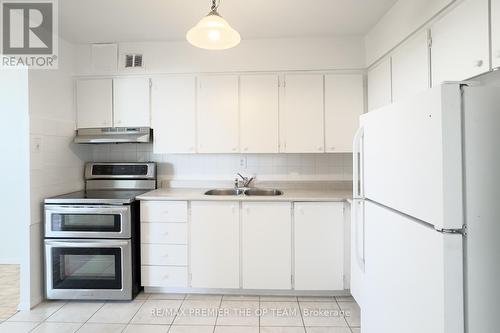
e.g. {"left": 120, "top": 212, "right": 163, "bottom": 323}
{"left": 44, "top": 163, "right": 156, "bottom": 300}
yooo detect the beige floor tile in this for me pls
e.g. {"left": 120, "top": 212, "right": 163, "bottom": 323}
{"left": 0, "top": 306, "right": 17, "bottom": 320}
{"left": 172, "top": 300, "right": 220, "bottom": 326}
{"left": 337, "top": 302, "right": 360, "bottom": 327}
{"left": 0, "top": 321, "right": 39, "bottom": 333}
{"left": 123, "top": 324, "right": 169, "bottom": 333}
{"left": 222, "top": 295, "right": 259, "bottom": 301}
{"left": 300, "top": 302, "right": 347, "bottom": 327}
{"left": 260, "top": 296, "right": 298, "bottom": 302}
{"left": 185, "top": 294, "right": 223, "bottom": 301}
{"left": 335, "top": 296, "right": 355, "bottom": 303}
{"left": 30, "top": 322, "right": 82, "bottom": 333}
{"left": 131, "top": 299, "right": 182, "bottom": 325}
{"left": 147, "top": 293, "right": 186, "bottom": 300}
{"left": 260, "top": 302, "right": 303, "bottom": 327}
{"left": 216, "top": 301, "right": 259, "bottom": 326}
{"left": 305, "top": 327, "right": 351, "bottom": 333}
{"left": 134, "top": 291, "right": 149, "bottom": 300}
{"left": 168, "top": 325, "right": 214, "bottom": 333}
{"left": 214, "top": 326, "right": 258, "bottom": 333}
{"left": 76, "top": 323, "right": 126, "bottom": 333}
{"left": 260, "top": 327, "right": 306, "bottom": 333}
{"left": 8, "top": 301, "right": 66, "bottom": 322}
{"left": 298, "top": 297, "right": 336, "bottom": 303}
{"left": 88, "top": 300, "right": 144, "bottom": 324}
{"left": 45, "top": 301, "right": 104, "bottom": 323}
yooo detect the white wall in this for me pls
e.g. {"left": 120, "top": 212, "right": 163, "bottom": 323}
{"left": 90, "top": 144, "right": 354, "bottom": 183}
{"left": 75, "top": 37, "right": 366, "bottom": 75}
{"left": 25, "top": 38, "right": 90, "bottom": 308}
{"left": 365, "top": 0, "right": 455, "bottom": 66}
{"left": 0, "top": 68, "right": 30, "bottom": 267}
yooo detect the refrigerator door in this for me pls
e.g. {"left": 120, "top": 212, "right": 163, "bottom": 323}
{"left": 363, "top": 201, "right": 464, "bottom": 333}
{"left": 462, "top": 85, "right": 500, "bottom": 333}
{"left": 361, "top": 84, "right": 464, "bottom": 230}
{"left": 350, "top": 198, "right": 365, "bottom": 308}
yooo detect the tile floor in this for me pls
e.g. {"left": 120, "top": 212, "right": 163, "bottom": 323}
{"left": 0, "top": 293, "right": 360, "bottom": 333}
{"left": 0, "top": 265, "right": 20, "bottom": 322}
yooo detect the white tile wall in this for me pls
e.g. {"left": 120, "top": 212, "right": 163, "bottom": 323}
{"left": 90, "top": 144, "right": 353, "bottom": 182}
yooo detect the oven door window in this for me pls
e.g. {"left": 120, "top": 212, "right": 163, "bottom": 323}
{"left": 51, "top": 214, "right": 121, "bottom": 232}
{"left": 52, "top": 247, "right": 122, "bottom": 289}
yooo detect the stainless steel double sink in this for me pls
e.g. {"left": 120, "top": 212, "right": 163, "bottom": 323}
{"left": 205, "top": 188, "right": 283, "bottom": 196}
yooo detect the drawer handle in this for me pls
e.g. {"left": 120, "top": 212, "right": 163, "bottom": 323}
{"left": 475, "top": 60, "right": 484, "bottom": 67}
{"left": 162, "top": 210, "right": 169, "bottom": 214}
{"left": 163, "top": 275, "right": 170, "bottom": 280}
{"left": 163, "top": 254, "right": 169, "bottom": 258}
{"left": 163, "top": 232, "right": 169, "bottom": 236}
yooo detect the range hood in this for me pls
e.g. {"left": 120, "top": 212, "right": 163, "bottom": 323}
{"left": 74, "top": 127, "right": 152, "bottom": 144}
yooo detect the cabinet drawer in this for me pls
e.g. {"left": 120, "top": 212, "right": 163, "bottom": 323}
{"left": 141, "top": 244, "right": 188, "bottom": 266}
{"left": 141, "top": 266, "right": 188, "bottom": 287}
{"left": 141, "top": 223, "right": 187, "bottom": 244}
{"left": 141, "top": 201, "right": 188, "bottom": 223}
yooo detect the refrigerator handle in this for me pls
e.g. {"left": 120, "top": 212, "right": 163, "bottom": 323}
{"left": 353, "top": 127, "right": 364, "bottom": 198}
{"left": 353, "top": 199, "right": 365, "bottom": 269}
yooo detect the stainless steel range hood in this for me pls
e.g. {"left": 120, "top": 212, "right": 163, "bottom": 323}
{"left": 74, "top": 127, "right": 152, "bottom": 144}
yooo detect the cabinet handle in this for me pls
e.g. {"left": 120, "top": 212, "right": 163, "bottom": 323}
{"left": 243, "top": 147, "right": 249, "bottom": 152}
{"left": 475, "top": 60, "right": 484, "bottom": 67}
{"left": 163, "top": 254, "right": 169, "bottom": 258}
{"left": 330, "top": 146, "right": 335, "bottom": 151}
{"left": 162, "top": 210, "right": 169, "bottom": 214}
{"left": 496, "top": 51, "right": 500, "bottom": 59}
{"left": 163, "top": 275, "right": 170, "bottom": 280}
{"left": 232, "top": 147, "right": 238, "bottom": 152}
{"left": 163, "top": 232, "right": 169, "bottom": 236}
{"left": 318, "top": 146, "right": 324, "bottom": 152}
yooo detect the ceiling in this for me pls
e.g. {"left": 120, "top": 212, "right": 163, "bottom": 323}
{"left": 59, "top": 0, "right": 398, "bottom": 44}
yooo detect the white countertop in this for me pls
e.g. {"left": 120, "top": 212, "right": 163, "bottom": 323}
{"left": 137, "top": 187, "right": 352, "bottom": 202}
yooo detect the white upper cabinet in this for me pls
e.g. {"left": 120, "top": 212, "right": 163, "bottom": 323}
{"left": 76, "top": 79, "right": 113, "bottom": 129}
{"left": 281, "top": 74, "right": 325, "bottom": 153}
{"left": 492, "top": 0, "right": 500, "bottom": 69}
{"left": 392, "top": 31, "right": 430, "bottom": 102}
{"left": 431, "top": 0, "right": 489, "bottom": 85}
{"left": 190, "top": 201, "right": 240, "bottom": 289}
{"left": 294, "top": 202, "right": 345, "bottom": 291}
{"left": 240, "top": 75, "right": 279, "bottom": 153}
{"left": 113, "top": 78, "right": 151, "bottom": 127}
{"left": 325, "top": 74, "right": 364, "bottom": 153}
{"left": 241, "top": 202, "right": 292, "bottom": 290}
{"left": 151, "top": 77, "right": 196, "bottom": 153}
{"left": 197, "top": 76, "right": 239, "bottom": 153}
{"left": 367, "top": 58, "right": 392, "bottom": 111}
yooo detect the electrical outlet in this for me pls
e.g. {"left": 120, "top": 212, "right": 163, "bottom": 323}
{"left": 239, "top": 156, "right": 247, "bottom": 169}
{"left": 31, "top": 136, "right": 41, "bottom": 153}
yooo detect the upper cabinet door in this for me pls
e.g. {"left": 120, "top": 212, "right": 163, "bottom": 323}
{"left": 281, "top": 74, "right": 324, "bottom": 153}
{"left": 197, "top": 76, "right": 239, "bottom": 153}
{"left": 392, "top": 31, "right": 430, "bottom": 103}
{"left": 492, "top": 0, "right": 500, "bottom": 69}
{"left": 325, "top": 74, "right": 364, "bottom": 153}
{"left": 431, "top": 0, "right": 489, "bottom": 85}
{"left": 76, "top": 79, "right": 113, "bottom": 129}
{"left": 367, "top": 58, "right": 392, "bottom": 111}
{"left": 113, "top": 78, "right": 151, "bottom": 128}
{"left": 151, "top": 77, "right": 196, "bottom": 154}
{"left": 240, "top": 75, "right": 279, "bottom": 153}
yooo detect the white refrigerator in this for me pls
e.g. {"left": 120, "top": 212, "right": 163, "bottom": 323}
{"left": 351, "top": 83, "right": 500, "bottom": 333}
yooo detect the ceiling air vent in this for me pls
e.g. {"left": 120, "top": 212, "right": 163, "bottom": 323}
{"left": 124, "top": 54, "right": 143, "bottom": 68}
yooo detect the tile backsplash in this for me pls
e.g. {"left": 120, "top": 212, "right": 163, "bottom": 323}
{"left": 91, "top": 143, "right": 353, "bottom": 182}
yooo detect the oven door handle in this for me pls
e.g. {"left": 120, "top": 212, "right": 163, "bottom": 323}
{"left": 45, "top": 206, "right": 130, "bottom": 215}
{"left": 45, "top": 240, "right": 129, "bottom": 247}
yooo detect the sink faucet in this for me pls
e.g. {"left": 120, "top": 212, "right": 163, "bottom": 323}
{"left": 235, "top": 173, "right": 254, "bottom": 189}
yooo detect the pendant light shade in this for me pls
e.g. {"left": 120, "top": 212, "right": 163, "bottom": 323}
{"left": 187, "top": 1, "right": 241, "bottom": 50}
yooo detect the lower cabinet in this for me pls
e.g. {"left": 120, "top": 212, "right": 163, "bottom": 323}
{"left": 140, "top": 200, "right": 346, "bottom": 292}
{"left": 190, "top": 201, "right": 240, "bottom": 289}
{"left": 242, "top": 202, "right": 292, "bottom": 290}
{"left": 294, "top": 202, "right": 345, "bottom": 290}
{"left": 140, "top": 201, "right": 189, "bottom": 288}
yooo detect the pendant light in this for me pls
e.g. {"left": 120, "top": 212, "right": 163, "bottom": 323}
{"left": 186, "top": 0, "right": 241, "bottom": 50}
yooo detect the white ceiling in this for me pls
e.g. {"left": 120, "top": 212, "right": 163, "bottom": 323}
{"left": 59, "top": 0, "right": 398, "bottom": 44}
